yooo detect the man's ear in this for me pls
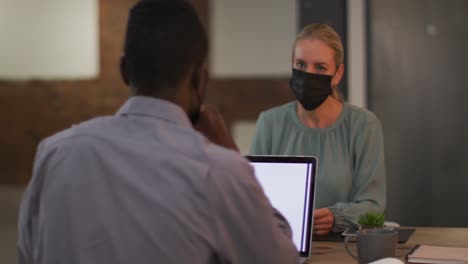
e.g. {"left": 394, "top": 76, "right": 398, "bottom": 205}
{"left": 120, "top": 56, "right": 130, "bottom": 86}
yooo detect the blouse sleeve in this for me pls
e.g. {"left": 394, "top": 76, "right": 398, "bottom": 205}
{"left": 250, "top": 112, "right": 272, "bottom": 155}
{"left": 328, "top": 116, "right": 387, "bottom": 231}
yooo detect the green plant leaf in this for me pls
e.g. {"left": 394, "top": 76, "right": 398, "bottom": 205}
{"left": 357, "top": 212, "right": 385, "bottom": 227}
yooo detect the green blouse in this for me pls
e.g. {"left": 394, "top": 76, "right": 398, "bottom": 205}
{"left": 250, "top": 102, "right": 386, "bottom": 231}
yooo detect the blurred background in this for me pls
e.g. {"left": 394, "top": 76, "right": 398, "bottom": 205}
{"left": 0, "top": 0, "right": 467, "bottom": 262}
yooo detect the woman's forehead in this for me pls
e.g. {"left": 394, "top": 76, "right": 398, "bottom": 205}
{"left": 293, "top": 39, "right": 335, "bottom": 63}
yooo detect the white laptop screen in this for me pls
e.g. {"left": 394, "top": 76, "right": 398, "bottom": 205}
{"left": 245, "top": 156, "right": 317, "bottom": 256}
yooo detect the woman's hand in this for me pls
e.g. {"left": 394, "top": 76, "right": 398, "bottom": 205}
{"left": 313, "top": 208, "right": 334, "bottom": 235}
{"left": 194, "top": 104, "right": 239, "bottom": 152}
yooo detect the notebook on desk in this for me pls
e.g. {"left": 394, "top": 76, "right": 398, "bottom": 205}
{"left": 406, "top": 244, "right": 468, "bottom": 263}
{"left": 245, "top": 155, "right": 317, "bottom": 262}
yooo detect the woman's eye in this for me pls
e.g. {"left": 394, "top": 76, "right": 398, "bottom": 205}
{"left": 296, "top": 62, "right": 306, "bottom": 69}
{"left": 317, "top": 66, "right": 327, "bottom": 72}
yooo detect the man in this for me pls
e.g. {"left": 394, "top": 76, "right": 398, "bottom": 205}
{"left": 17, "top": 1, "right": 298, "bottom": 263}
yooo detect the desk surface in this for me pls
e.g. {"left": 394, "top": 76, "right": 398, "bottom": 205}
{"left": 306, "top": 227, "right": 468, "bottom": 263}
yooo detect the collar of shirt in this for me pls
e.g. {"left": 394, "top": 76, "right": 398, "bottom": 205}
{"left": 116, "top": 95, "right": 193, "bottom": 129}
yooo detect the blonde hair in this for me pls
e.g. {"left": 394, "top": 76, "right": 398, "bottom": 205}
{"left": 294, "top": 23, "right": 344, "bottom": 101}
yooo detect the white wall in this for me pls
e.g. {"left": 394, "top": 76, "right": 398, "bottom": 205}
{"left": 232, "top": 121, "right": 257, "bottom": 154}
{"left": 0, "top": 0, "right": 99, "bottom": 80}
{"left": 347, "top": 0, "right": 367, "bottom": 108}
{"left": 210, "top": 0, "right": 298, "bottom": 78}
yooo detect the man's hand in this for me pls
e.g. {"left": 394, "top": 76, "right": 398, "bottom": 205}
{"left": 313, "top": 208, "right": 334, "bottom": 235}
{"left": 194, "top": 104, "right": 239, "bottom": 152}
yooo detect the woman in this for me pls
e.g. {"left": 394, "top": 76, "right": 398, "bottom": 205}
{"left": 250, "top": 24, "right": 386, "bottom": 235}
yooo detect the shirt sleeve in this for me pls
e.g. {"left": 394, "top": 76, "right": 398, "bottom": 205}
{"left": 250, "top": 112, "right": 272, "bottom": 155}
{"left": 328, "top": 117, "right": 387, "bottom": 231}
{"left": 208, "top": 161, "right": 299, "bottom": 263}
{"left": 17, "top": 140, "right": 51, "bottom": 264}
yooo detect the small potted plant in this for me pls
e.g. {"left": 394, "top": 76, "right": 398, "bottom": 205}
{"left": 357, "top": 212, "right": 386, "bottom": 229}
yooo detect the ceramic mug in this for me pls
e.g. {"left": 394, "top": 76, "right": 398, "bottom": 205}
{"left": 344, "top": 228, "right": 398, "bottom": 264}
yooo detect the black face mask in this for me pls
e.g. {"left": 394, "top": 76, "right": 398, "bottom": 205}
{"left": 289, "top": 68, "right": 333, "bottom": 111}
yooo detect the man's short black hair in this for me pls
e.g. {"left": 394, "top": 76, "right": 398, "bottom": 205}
{"left": 123, "top": 0, "right": 208, "bottom": 96}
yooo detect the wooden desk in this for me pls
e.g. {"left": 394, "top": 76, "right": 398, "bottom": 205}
{"left": 305, "top": 227, "right": 468, "bottom": 263}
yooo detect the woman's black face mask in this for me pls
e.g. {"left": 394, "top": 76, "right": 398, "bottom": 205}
{"left": 289, "top": 68, "right": 333, "bottom": 111}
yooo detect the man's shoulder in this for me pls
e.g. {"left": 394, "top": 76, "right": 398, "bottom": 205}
{"left": 39, "top": 116, "right": 114, "bottom": 153}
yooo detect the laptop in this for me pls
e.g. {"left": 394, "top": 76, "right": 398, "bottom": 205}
{"left": 245, "top": 155, "right": 317, "bottom": 263}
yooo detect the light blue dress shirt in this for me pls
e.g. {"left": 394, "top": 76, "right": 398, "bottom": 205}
{"left": 18, "top": 96, "right": 298, "bottom": 264}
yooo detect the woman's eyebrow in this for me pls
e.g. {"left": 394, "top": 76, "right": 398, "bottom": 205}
{"left": 315, "top": 62, "right": 329, "bottom": 66}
